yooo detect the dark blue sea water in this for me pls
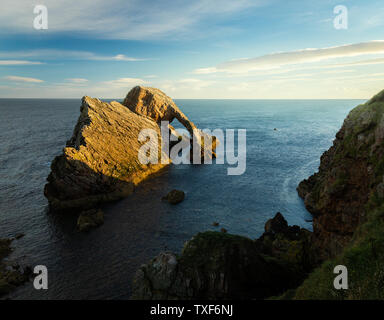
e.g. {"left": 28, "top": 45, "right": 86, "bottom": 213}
{"left": 0, "top": 98, "right": 363, "bottom": 299}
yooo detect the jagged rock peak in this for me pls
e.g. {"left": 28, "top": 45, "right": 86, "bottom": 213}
{"left": 123, "top": 86, "right": 198, "bottom": 138}
{"left": 123, "top": 86, "right": 218, "bottom": 159}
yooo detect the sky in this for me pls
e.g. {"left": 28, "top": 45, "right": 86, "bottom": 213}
{"left": 0, "top": 0, "right": 383, "bottom": 99}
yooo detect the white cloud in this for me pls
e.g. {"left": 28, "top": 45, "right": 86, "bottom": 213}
{"left": 194, "top": 41, "right": 384, "bottom": 74}
{"left": 0, "top": 60, "right": 43, "bottom": 65}
{"left": 324, "top": 57, "right": 384, "bottom": 68}
{"left": 66, "top": 78, "right": 88, "bottom": 83}
{"left": 102, "top": 78, "right": 148, "bottom": 88}
{"left": 5, "top": 75, "right": 44, "bottom": 83}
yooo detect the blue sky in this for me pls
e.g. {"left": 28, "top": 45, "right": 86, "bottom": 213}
{"left": 0, "top": 0, "right": 383, "bottom": 98}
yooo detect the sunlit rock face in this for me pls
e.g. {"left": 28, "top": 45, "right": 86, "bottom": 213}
{"left": 123, "top": 86, "right": 218, "bottom": 159}
{"left": 44, "top": 86, "right": 218, "bottom": 211}
{"left": 44, "top": 96, "right": 168, "bottom": 211}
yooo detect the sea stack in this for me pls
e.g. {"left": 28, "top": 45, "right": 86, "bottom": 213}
{"left": 44, "top": 87, "right": 217, "bottom": 211}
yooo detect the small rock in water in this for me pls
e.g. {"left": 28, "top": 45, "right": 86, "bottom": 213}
{"left": 212, "top": 222, "right": 219, "bottom": 227}
{"left": 12, "top": 264, "right": 20, "bottom": 270}
{"left": 274, "top": 128, "right": 277, "bottom": 131}
{"left": 77, "top": 209, "right": 104, "bottom": 232}
{"left": 162, "top": 190, "right": 185, "bottom": 204}
{"left": 220, "top": 228, "right": 227, "bottom": 233}
{"left": 14, "top": 233, "right": 24, "bottom": 240}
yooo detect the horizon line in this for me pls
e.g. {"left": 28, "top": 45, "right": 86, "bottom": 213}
{"left": 0, "top": 97, "right": 369, "bottom": 101}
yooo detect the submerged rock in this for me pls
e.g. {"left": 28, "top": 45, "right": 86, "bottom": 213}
{"left": 297, "top": 89, "right": 384, "bottom": 259}
{"left": 131, "top": 213, "right": 315, "bottom": 300}
{"left": 14, "top": 233, "right": 24, "bottom": 240}
{"left": 77, "top": 209, "right": 104, "bottom": 232}
{"left": 162, "top": 189, "right": 185, "bottom": 204}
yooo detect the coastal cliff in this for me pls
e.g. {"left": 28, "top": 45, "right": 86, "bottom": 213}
{"left": 297, "top": 89, "right": 384, "bottom": 260}
{"left": 289, "top": 89, "right": 384, "bottom": 299}
{"left": 44, "top": 87, "right": 217, "bottom": 211}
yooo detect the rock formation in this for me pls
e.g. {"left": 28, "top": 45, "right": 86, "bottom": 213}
{"left": 45, "top": 87, "right": 217, "bottom": 211}
{"left": 162, "top": 189, "right": 185, "bottom": 204}
{"left": 44, "top": 96, "right": 168, "bottom": 211}
{"left": 297, "top": 89, "right": 384, "bottom": 259}
{"left": 131, "top": 213, "right": 315, "bottom": 300}
{"left": 77, "top": 209, "right": 104, "bottom": 232}
{"left": 0, "top": 238, "right": 31, "bottom": 296}
{"left": 123, "top": 86, "right": 218, "bottom": 159}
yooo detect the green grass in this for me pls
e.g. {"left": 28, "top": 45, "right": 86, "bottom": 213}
{"left": 284, "top": 204, "right": 384, "bottom": 300}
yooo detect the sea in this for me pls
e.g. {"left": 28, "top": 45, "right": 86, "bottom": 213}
{"left": 0, "top": 98, "right": 363, "bottom": 299}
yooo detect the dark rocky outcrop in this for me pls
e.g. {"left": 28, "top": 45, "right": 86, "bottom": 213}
{"left": 131, "top": 213, "right": 316, "bottom": 300}
{"left": 162, "top": 190, "right": 185, "bottom": 204}
{"left": 0, "top": 238, "right": 30, "bottom": 297}
{"left": 77, "top": 209, "right": 104, "bottom": 232}
{"left": 297, "top": 89, "right": 384, "bottom": 260}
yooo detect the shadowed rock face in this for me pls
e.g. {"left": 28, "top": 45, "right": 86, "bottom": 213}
{"left": 131, "top": 213, "right": 315, "bottom": 300}
{"left": 123, "top": 86, "right": 217, "bottom": 159}
{"left": 44, "top": 96, "right": 169, "bottom": 211}
{"left": 297, "top": 89, "right": 384, "bottom": 259}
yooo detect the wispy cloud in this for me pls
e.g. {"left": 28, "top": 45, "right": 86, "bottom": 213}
{"left": 0, "top": 0, "right": 264, "bottom": 39}
{"left": 66, "top": 78, "right": 88, "bottom": 84}
{"left": 0, "top": 60, "right": 43, "bottom": 65}
{"left": 324, "top": 57, "right": 384, "bottom": 68}
{"left": 0, "top": 50, "right": 147, "bottom": 62}
{"left": 194, "top": 41, "right": 384, "bottom": 74}
{"left": 5, "top": 75, "right": 44, "bottom": 83}
{"left": 103, "top": 78, "right": 148, "bottom": 88}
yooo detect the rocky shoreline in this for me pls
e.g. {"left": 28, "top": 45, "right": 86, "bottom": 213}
{"left": 0, "top": 238, "right": 32, "bottom": 297}
{"left": 132, "top": 88, "right": 384, "bottom": 300}
{"left": 131, "top": 213, "right": 316, "bottom": 299}
{"left": 40, "top": 86, "right": 384, "bottom": 299}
